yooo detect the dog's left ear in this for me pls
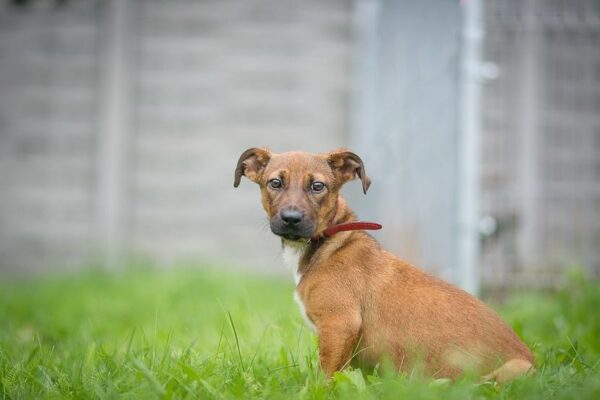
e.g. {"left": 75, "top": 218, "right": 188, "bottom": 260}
{"left": 234, "top": 147, "right": 272, "bottom": 187}
{"left": 327, "top": 150, "right": 371, "bottom": 194}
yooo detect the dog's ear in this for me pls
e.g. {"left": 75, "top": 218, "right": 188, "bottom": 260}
{"left": 234, "top": 147, "right": 271, "bottom": 187}
{"left": 327, "top": 150, "right": 371, "bottom": 194}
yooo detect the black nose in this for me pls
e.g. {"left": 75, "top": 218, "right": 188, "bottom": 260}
{"left": 280, "top": 209, "right": 304, "bottom": 226}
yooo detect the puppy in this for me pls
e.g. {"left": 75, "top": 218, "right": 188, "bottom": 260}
{"left": 234, "top": 148, "right": 534, "bottom": 382}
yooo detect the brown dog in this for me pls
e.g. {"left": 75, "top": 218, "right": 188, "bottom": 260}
{"left": 234, "top": 148, "right": 534, "bottom": 382}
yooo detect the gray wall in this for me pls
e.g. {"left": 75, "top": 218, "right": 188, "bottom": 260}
{"left": 0, "top": 0, "right": 353, "bottom": 273}
{"left": 0, "top": 2, "right": 101, "bottom": 272}
{"left": 130, "top": 0, "right": 352, "bottom": 271}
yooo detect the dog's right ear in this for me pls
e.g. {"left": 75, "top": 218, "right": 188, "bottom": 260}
{"left": 234, "top": 148, "right": 271, "bottom": 187}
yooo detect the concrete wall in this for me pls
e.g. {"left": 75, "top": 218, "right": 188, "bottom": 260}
{"left": 0, "top": 2, "right": 101, "bottom": 272}
{"left": 130, "top": 0, "right": 352, "bottom": 271}
{"left": 0, "top": 0, "right": 353, "bottom": 273}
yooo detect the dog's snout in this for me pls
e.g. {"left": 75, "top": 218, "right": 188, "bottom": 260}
{"left": 271, "top": 207, "right": 314, "bottom": 240}
{"left": 280, "top": 209, "right": 304, "bottom": 226}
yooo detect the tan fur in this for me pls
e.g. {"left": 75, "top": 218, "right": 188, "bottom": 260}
{"left": 482, "top": 359, "right": 535, "bottom": 383}
{"left": 234, "top": 148, "right": 534, "bottom": 381}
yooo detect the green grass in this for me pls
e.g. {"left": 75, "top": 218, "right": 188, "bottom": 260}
{"left": 0, "top": 267, "right": 599, "bottom": 399}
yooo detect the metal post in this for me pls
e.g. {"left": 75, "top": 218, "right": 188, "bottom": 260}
{"left": 350, "top": 0, "right": 380, "bottom": 150}
{"left": 458, "top": 0, "right": 484, "bottom": 295}
{"left": 519, "top": 0, "right": 540, "bottom": 272}
{"left": 95, "top": 0, "right": 134, "bottom": 267}
{"left": 348, "top": 0, "right": 381, "bottom": 220}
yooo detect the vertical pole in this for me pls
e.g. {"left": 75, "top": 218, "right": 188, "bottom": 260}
{"left": 458, "top": 0, "right": 483, "bottom": 295}
{"left": 519, "top": 0, "right": 540, "bottom": 272}
{"left": 349, "top": 0, "right": 381, "bottom": 217}
{"left": 350, "top": 0, "right": 380, "bottom": 150}
{"left": 96, "top": 0, "right": 134, "bottom": 267}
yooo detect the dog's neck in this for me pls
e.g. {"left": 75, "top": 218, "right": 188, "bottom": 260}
{"left": 281, "top": 196, "right": 357, "bottom": 285}
{"left": 326, "top": 196, "right": 357, "bottom": 227}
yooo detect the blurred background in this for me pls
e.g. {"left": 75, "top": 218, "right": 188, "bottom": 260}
{"left": 0, "top": 0, "right": 599, "bottom": 293}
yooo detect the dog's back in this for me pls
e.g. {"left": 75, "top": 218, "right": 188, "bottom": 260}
{"left": 362, "top": 248, "right": 533, "bottom": 377}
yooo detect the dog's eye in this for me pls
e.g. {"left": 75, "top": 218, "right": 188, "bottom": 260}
{"left": 268, "top": 179, "right": 282, "bottom": 189}
{"left": 311, "top": 181, "right": 325, "bottom": 192}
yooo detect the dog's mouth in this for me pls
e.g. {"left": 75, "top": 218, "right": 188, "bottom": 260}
{"left": 281, "top": 233, "right": 302, "bottom": 241}
{"left": 273, "top": 231, "right": 311, "bottom": 241}
{"left": 270, "top": 220, "right": 315, "bottom": 241}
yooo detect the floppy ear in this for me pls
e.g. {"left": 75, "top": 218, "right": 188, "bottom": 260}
{"left": 234, "top": 147, "right": 271, "bottom": 187}
{"left": 327, "top": 150, "right": 371, "bottom": 194}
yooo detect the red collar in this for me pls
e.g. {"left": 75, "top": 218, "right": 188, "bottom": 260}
{"left": 312, "top": 198, "right": 382, "bottom": 240}
{"left": 316, "top": 221, "right": 382, "bottom": 240}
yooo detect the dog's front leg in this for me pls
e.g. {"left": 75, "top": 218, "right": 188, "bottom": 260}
{"left": 316, "top": 315, "right": 362, "bottom": 378}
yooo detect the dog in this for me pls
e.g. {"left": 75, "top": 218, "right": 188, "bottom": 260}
{"left": 234, "top": 147, "right": 534, "bottom": 382}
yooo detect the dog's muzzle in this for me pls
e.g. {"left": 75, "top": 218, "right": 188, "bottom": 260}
{"left": 270, "top": 208, "right": 315, "bottom": 240}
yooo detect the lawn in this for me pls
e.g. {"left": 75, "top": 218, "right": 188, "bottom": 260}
{"left": 0, "top": 266, "right": 599, "bottom": 399}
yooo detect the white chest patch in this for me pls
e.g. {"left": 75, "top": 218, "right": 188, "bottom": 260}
{"left": 294, "top": 290, "right": 316, "bottom": 331}
{"left": 281, "top": 242, "right": 306, "bottom": 286}
{"left": 281, "top": 241, "right": 316, "bottom": 331}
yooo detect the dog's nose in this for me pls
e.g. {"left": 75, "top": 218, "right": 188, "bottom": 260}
{"left": 280, "top": 209, "right": 304, "bottom": 226}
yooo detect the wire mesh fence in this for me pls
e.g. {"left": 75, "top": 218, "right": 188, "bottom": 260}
{"left": 480, "top": 0, "right": 600, "bottom": 287}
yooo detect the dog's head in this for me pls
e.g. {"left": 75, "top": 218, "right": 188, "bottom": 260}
{"left": 234, "top": 148, "right": 370, "bottom": 241}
